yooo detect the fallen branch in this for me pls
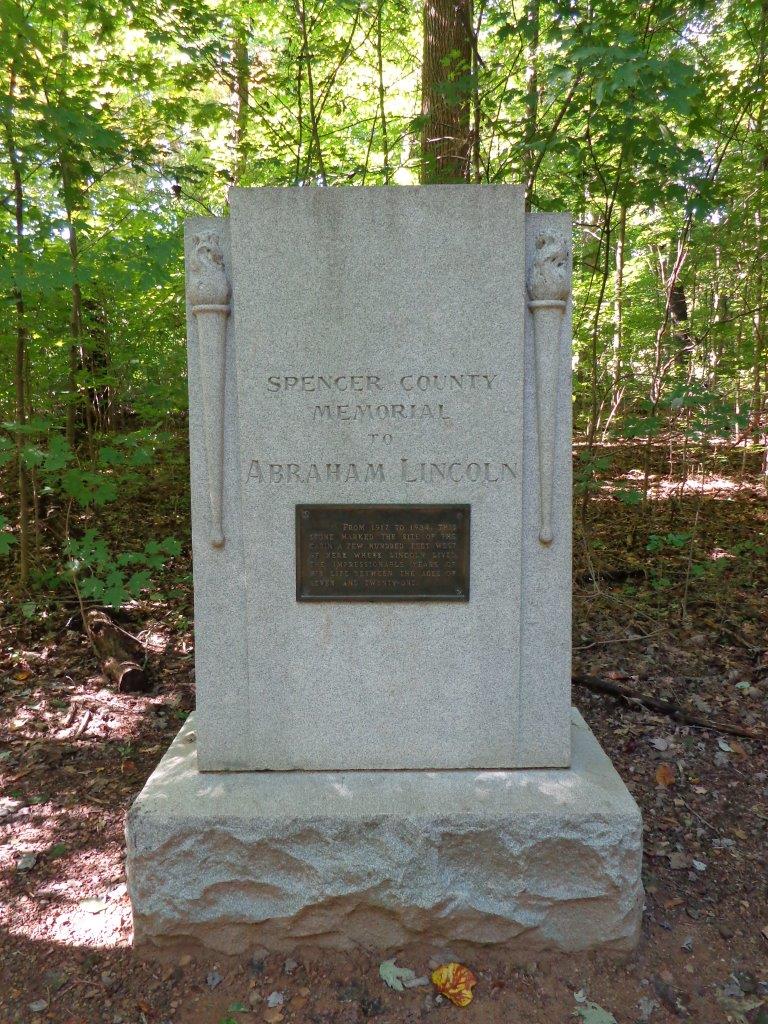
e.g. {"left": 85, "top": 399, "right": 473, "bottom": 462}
{"left": 572, "top": 673, "right": 765, "bottom": 740}
{"left": 84, "top": 609, "right": 150, "bottom": 693}
{"left": 575, "top": 627, "right": 666, "bottom": 652}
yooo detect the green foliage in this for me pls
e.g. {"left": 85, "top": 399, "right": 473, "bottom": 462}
{"left": 0, "top": 515, "right": 18, "bottom": 555}
{"left": 647, "top": 532, "right": 692, "bottom": 554}
{"left": 67, "top": 531, "right": 180, "bottom": 607}
{"left": 0, "top": 0, "right": 766, "bottom": 597}
{"left": 614, "top": 487, "right": 643, "bottom": 506}
{"left": 575, "top": 451, "right": 613, "bottom": 496}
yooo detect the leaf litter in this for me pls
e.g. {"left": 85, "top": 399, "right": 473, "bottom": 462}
{"left": 1, "top": 444, "right": 767, "bottom": 1023}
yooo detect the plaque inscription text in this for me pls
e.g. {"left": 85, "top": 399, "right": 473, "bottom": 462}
{"left": 296, "top": 504, "right": 470, "bottom": 602}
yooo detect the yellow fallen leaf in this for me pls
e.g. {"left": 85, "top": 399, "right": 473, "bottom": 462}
{"left": 13, "top": 671, "right": 31, "bottom": 681}
{"left": 431, "top": 962, "right": 477, "bottom": 1007}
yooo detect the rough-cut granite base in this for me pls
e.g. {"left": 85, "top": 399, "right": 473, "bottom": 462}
{"left": 126, "top": 709, "right": 643, "bottom": 955}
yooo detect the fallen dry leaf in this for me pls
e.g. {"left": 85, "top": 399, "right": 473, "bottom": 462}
{"left": 431, "top": 963, "right": 477, "bottom": 1007}
{"left": 655, "top": 763, "right": 676, "bottom": 787}
{"left": 263, "top": 1010, "right": 284, "bottom": 1024}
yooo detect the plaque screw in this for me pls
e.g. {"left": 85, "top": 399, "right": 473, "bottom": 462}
{"left": 302, "top": 510, "right": 309, "bottom": 519}
{"left": 456, "top": 511, "right": 463, "bottom": 520}
{"left": 455, "top": 586, "right": 463, "bottom": 594}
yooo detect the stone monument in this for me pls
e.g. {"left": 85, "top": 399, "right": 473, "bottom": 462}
{"left": 126, "top": 186, "right": 643, "bottom": 955}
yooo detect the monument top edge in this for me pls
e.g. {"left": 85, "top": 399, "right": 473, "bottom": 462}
{"left": 228, "top": 183, "right": 526, "bottom": 197}
{"left": 185, "top": 187, "right": 575, "bottom": 231}
{"left": 227, "top": 183, "right": 527, "bottom": 213}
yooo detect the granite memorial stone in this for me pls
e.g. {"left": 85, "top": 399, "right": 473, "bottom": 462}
{"left": 126, "top": 185, "right": 643, "bottom": 955}
{"left": 186, "top": 185, "right": 571, "bottom": 771}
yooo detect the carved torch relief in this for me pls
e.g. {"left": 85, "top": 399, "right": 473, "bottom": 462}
{"left": 527, "top": 232, "right": 571, "bottom": 545}
{"left": 189, "top": 231, "right": 230, "bottom": 548}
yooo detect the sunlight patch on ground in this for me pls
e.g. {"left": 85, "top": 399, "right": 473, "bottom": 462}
{"left": 141, "top": 629, "right": 170, "bottom": 653}
{"left": 602, "top": 472, "right": 761, "bottom": 501}
{"left": 1, "top": 798, "right": 131, "bottom": 950}
{"left": 708, "top": 548, "right": 736, "bottom": 560}
{"left": 6, "top": 888, "right": 131, "bottom": 950}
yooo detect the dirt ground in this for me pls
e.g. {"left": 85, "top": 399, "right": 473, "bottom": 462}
{"left": 1, "top": 454, "right": 767, "bottom": 1024}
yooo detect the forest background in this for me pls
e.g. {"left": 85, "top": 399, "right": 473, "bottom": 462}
{"left": 0, "top": 0, "right": 766, "bottom": 606}
{"left": 1, "top": 3, "right": 768, "bottom": 1018}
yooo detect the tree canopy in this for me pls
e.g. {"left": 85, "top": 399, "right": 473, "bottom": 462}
{"left": 1, "top": 0, "right": 766, "bottom": 595}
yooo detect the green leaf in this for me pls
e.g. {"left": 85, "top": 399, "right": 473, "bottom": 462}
{"left": 43, "top": 436, "right": 74, "bottom": 472}
{"left": 666, "top": 532, "right": 692, "bottom": 549}
{"left": 0, "top": 437, "right": 14, "bottom": 467}
{"left": 61, "top": 470, "right": 118, "bottom": 507}
{"left": 127, "top": 570, "right": 152, "bottom": 596}
{"left": 615, "top": 488, "right": 643, "bottom": 506}
{"left": 0, "top": 516, "right": 17, "bottom": 557}
{"left": 128, "top": 446, "right": 154, "bottom": 466}
{"left": 98, "top": 446, "right": 124, "bottom": 466}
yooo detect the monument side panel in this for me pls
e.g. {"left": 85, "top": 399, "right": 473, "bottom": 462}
{"left": 518, "top": 212, "right": 573, "bottom": 766}
{"left": 230, "top": 185, "right": 526, "bottom": 769}
{"left": 185, "top": 218, "right": 251, "bottom": 770}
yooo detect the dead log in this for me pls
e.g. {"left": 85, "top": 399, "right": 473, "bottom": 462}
{"left": 573, "top": 673, "right": 765, "bottom": 740}
{"left": 84, "top": 609, "right": 150, "bottom": 693}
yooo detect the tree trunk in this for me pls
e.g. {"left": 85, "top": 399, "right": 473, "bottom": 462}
{"left": 62, "top": 155, "right": 87, "bottom": 449}
{"left": 4, "top": 70, "right": 31, "bottom": 588}
{"left": 751, "top": 0, "right": 768, "bottom": 458}
{"left": 232, "top": 25, "right": 250, "bottom": 184}
{"left": 523, "top": 0, "right": 539, "bottom": 209}
{"left": 295, "top": 0, "right": 327, "bottom": 184}
{"left": 420, "top": 0, "right": 472, "bottom": 184}
{"left": 376, "top": 0, "right": 391, "bottom": 183}
{"left": 611, "top": 203, "right": 627, "bottom": 411}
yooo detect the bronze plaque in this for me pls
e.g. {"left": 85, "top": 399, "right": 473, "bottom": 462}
{"left": 296, "top": 504, "right": 470, "bottom": 602}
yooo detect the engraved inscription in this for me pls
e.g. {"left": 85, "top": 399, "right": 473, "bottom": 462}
{"left": 296, "top": 505, "right": 470, "bottom": 602}
{"left": 247, "top": 459, "right": 515, "bottom": 485}
{"left": 264, "top": 370, "right": 501, "bottom": 430}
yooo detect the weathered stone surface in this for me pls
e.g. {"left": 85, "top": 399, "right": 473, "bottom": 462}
{"left": 186, "top": 191, "right": 574, "bottom": 771}
{"left": 126, "top": 709, "right": 642, "bottom": 954}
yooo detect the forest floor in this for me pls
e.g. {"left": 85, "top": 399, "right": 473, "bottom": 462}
{"left": 1, "top": 440, "right": 767, "bottom": 1024}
